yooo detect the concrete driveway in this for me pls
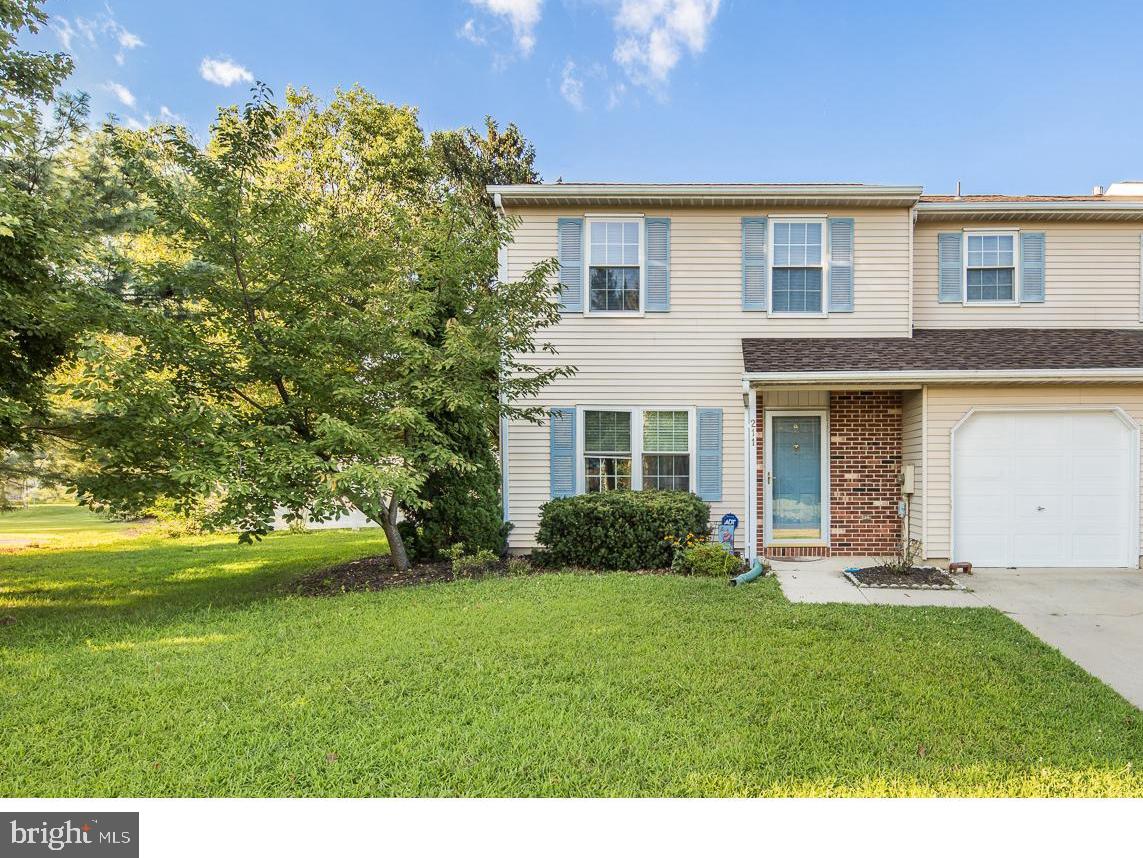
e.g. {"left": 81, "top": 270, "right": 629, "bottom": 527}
{"left": 970, "top": 567, "right": 1143, "bottom": 709}
{"left": 772, "top": 558, "right": 1143, "bottom": 709}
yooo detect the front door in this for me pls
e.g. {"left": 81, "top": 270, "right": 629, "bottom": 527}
{"left": 766, "top": 411, "right": 827, "bottom": 543}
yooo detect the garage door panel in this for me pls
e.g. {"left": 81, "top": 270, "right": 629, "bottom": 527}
{"left": 958, "top": 533, "right": 1008, "bottom": 564}
{"left": 958, "top": 494, "right": 1007, "bottom": 520}
{"left": 1013, "top": 533, "right": 1064, "bottom": 565}
{"left": 954, "top": 410, "right": 1136, "bottom": 568}
{"left": 1019, "top": 416, "right": 1070, "bottom": 448}
{"left": 1013, "top": 455, "right": 1066, "bottom": 485}
{"left": 958, "top": 455, "right": 1009, "bottom": 483}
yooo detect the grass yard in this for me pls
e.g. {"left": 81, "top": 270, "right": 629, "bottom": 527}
{"left": 0, "top": 503, "right": 141, "bottom": 549}
{"left": 1, "top": 515, "right": 1141, "bottom": 797}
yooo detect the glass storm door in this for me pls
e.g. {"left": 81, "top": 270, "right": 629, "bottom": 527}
{"left": 769, "top": 415, "right": 824, "bottom": 540}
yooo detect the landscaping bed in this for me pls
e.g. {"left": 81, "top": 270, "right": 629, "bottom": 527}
{"left": 844, "top": 566, "right": 963, "bottom": 590}
{"left": 291, "top": 555, "right": 682, "bottom": 596}
{"left": 292, "top": 555, "right": 529, "bottom": 596}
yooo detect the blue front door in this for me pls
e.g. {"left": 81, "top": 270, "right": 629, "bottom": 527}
{"left": 771, "top": 415, "right": 823, "bottom": 540}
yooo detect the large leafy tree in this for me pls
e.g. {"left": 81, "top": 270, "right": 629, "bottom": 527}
{"left": 0, "top": 1, "right": 107, "bottom": 475}
{"left": 394, "top": 118, "right": 542, "bottom": 560}
{"left": 71, "top": 86, "right": 567, "bottom": 570}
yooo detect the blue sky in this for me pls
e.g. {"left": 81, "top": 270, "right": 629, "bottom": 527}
{"left": 30, "top": 0, "right": 1143, "bottom": 194}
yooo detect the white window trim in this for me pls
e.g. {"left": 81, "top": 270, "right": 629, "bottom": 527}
{"left": 575, "top": 406, "right": 696, "bottom": 494}
{"left": 962, "top": 228, "right": 1021, "bottom": 306}
{"left": 583, "top": 215, "right": 646, "bottom": 318}
{"left": 763, "top": 408, "right": 830, "bottom": 546}
{"left": 767, "top": 215, "right": 830, "bottom": 317}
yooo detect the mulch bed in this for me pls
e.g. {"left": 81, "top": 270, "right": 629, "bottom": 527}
{"left": 291, "top": 555, "right": 521, "bottom": 596}
{"left": 291, "top": 555, "right": 678, "bottom": 596}
{"left": 843, "top": 566, "right": 964, "bottom": 590}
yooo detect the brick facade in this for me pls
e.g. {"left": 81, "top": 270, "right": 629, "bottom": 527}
{"left": 828, "top": 391, "right": 903, "bottom": 555}
{"left": 756, "top": 390, "right": 903, "bottom": 558}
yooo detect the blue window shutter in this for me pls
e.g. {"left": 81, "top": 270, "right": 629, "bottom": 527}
{"left": 828, "top": 217, "right": 855, "bottom": 312}
{"left": 1021, "top": 232, "right": 1046, "bottom": 303}
{"left": 695, "top": 408, "right": 723, "bottom": 502}
{"left": 549, "top": 407, "right": 576, "bottom": 498}
{"left": 938, "top": 232, "right": 963, "bottom": 303}
{"left": 742, "top": 217, "right": 768, "bottom": 310}
{"left": 557, "top": 218, "right": 584, "bottom": 313}
{"left": 645, "top": 217, "right": 671, "bottom": 311}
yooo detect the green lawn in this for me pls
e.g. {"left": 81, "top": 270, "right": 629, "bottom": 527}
{"left": 1, "top": 520, "right": 1140, "bottom": 797}
{"left": 0, "top": 503, "right": 140, "bottom": 549}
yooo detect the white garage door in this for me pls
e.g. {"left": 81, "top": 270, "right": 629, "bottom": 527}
{"left": 953, "top": 410, "right": 1137, "bottom": 568}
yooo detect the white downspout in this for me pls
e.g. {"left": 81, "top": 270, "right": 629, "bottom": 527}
{"left": 494, "top": 192, "right": 511, "bottom": 529}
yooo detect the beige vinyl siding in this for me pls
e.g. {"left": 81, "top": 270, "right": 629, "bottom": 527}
{"left": 902, "top": 389, "right": 924, "bottom": 544}
{"left": 914, "top": 222, "right": 1143, "bottom": 328}
{"left": 922, "top": 384, "right": 1143, "bottom": 562}
{"left": 503, "top": 206, "right": 913, "bottom": 549}
{"left": 761, "top": 390, "right": 829, "bottom": 408}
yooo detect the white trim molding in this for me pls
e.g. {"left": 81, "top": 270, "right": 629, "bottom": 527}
{"left": 743, "top": 368, "right": 1143, "bottom": 386}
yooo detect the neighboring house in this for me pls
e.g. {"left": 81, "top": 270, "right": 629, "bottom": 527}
{"left": 493, "top": 181, "right": 1143, "bottom": 569}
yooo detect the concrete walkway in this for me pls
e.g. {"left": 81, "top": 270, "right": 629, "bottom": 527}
{"left": 772, "top": 557, "right": 1143, "bottom": 709}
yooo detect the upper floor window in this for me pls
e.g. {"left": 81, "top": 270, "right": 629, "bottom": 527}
{"left": 771, "top": 220, "right": 825, "bottom": 314}
{"left": 966, "top": 232, "right": 1017, "bottom": 303}
{"left": 588, "top": 219, "right": 642, "bottom": 313}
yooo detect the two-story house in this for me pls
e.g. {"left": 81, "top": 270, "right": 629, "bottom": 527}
{"left": 493, "top": 182, "right": 1143, "bottom": 569}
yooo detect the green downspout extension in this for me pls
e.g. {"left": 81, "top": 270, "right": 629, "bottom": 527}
{"left": 731, "top": 557, "right": 766, "bottom": 587}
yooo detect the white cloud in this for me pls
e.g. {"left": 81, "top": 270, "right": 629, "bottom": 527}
{"left": 63, "top": 9, "right": 144, "bottom": 65}
{"left": 560, "top": 60, "right": 585, "bottom": 111}
{"left": 458, "top": 18, "right": 486, "bottom": 46}
{"left": 199, "top": 57, "right": 254, "bottom": 87}
{"left": 612, "top": 0, "right": 720, "bottom": 88}
{"left": 467, "top": 0, "right": 542, "bottom": 56}
{"left": 52, "top": 17, "right": 76, "bottom": 51}
{"left": 105, "top": 81, "right": 136, "bottom": 108}
{"left": 117, "top": 29, "right": 144, "bottom": 50}
{"left": 607, "top": 82, "right": 627, "bottom": 109}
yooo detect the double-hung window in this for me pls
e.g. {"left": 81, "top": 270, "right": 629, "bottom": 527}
{"left": 965, "top": 232, "right": 1017, "bottom": 302}
{"left": 587, "top": 219, "right": 642, "bottom": 313}
{"left": 581, "top": 407, "right": 694, "bottom": 493}
{"left": 771, "top": 220, "right": 825, "bottom": 314}
{"left": 641, "top": 410, "right": 690, "bottom": 490}
{"left": 584, "top": 410, "right": 633, "bottom": 492}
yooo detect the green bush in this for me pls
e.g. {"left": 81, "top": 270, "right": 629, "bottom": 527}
{"left": 671, "top": 541, "right": 745, "bottom": 578}
{"left": 534, "top": 490, "right": 710, "bottom": 570}
{"left": 445, "top": 543, "right": 499, "bottom": 577}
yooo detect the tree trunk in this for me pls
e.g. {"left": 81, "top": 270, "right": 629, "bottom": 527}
{"left": 346, "top": 491, "right": 411, "bottom": 573}
{"left": 381, "top": 514, "right": 410, "bottom": 572}
{"left": 381, "top": 493, "right": 410, "bottom": 572}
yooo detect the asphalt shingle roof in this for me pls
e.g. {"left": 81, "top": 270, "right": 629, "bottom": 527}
{"left": 741, "top": 329, "right": 1143, "bottom": 374}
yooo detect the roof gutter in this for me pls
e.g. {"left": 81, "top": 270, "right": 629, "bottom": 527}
{"left": 488, "top": 183, "right": 924, "bottom": 205}
{"left": 916, "top": 200, "right": 1143, "bottom": 215}
{"left": 742, "top": 367, "right": 1143, "bottom": 385}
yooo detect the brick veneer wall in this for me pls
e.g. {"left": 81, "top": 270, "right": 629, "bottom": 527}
{"left": 756, "top": 391, "right": 903, "bottom": 558}
{"left": 828, "top": 391, "right": 903, "bottom": 555}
